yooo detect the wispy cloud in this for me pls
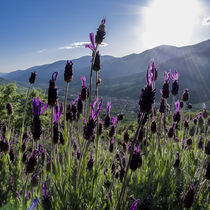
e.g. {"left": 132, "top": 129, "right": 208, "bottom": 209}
{"left": 58, "top": 42, "right": 108, "bottom": 50}
{"left": 202, "top": 17, "right": 210, "bottom": 26}
{"left": 37, "top": 49, "right": 47, "bottom": 53}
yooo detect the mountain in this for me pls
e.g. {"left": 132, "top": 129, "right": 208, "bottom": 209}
{"left": 1, "top": 39, "right": 210, "bottom": 104}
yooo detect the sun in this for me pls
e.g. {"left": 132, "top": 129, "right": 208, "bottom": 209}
{"left": 140, "top": 0, "right": 202, "bottom": 49}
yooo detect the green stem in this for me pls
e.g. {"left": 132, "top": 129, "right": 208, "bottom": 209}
{"left": 116, "top": 113, "right": 144, "bottom": 209}
{"left": 50, "top": 106, "right": 54, "bottom": 161}
{"left": 20, "top": 84, "right": 32, "bottom": 140}
{"left": 89, "top": 44, "right": 99, "bottom": 111}
{"left": 76, "top": 140, "right": 89, "bottom": 193}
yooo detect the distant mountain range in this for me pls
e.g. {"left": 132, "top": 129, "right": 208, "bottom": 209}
{"left": 1, "top": 39, "right": 210, "bottom": 104}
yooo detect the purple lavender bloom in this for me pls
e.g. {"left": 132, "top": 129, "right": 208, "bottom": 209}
{"left": 81, "top": 76, "right": 86, "bottom": 88}
{"left": 182, "top": 88, "right": 189, "bottom": 102}
{"left": 130, "top": 199, "right": 140, "bottom": 210}
{"left": 28, "top": 197, "right": 39, "bottom": 210}
{"left": 32, "top": 97, "right": 48, "bottom": 118}
{"left": 184, "top": 182, "right": 195, "bottom": 208}
{"left": 48, "top": 72, "right": 58, "bottom": 106}
{"left": 146, "top": 64, "right": 153, "bottom": 86}
{"left": 104, "top": 101, "right": 111, "bottom": 128}
{"left": 107, "top": 101, "right": 111, "bottom": 114}
{"left": 32, "top": 97, "right": 48, "bottom": 141}
{"left": 81, "top": 76, "right": 88, "bottom": 101}
{"left": 109, "top": 138, "right": 115, "bottom": 153}
{"left": 64, "top": 60, "right": 73, "bottom": 83}
{"left": 171, "top": 69, "right": 180, "bottom": 81}
{"left": 90, "top": 98, "right": 103, "bottom": 120}
{"left": 42, "top": 181, "right": 52, "bottom": 209}
{"left": 111, "top": 117, "right": 118, "bottom": 126}
{"left": 85, "top": 33, "right": 96, "bottom": 51}
{"left": 94, "top": 99, "right": 103, "bottom": 120}
{"left": 151, "top": 116, "right": 157, "bottom": 133}
{"left": 87, "top": 150, "right": 94, "bottom": 170}
{"left": 109, "top": 117, "right": 118, "bottom": 138}
{"left": 173, "top": 101, "right": 181, "bottom": 123}
{"left": 171, "top": 69, "right": 180, "bottom": 96}
{"left": 151, "top": 61, "right": 158, "bottom": 81}
{"left": 175, "top": 101, "right": 180, "bottom": 112}
{"left": 161, "top": 72, "right": 170, "bottom": 99}
{"left": 95, "top": 18, "right": 106, "bottom": 45}
{"left": 174, "top": 152, "right": 180, "bottom": 168}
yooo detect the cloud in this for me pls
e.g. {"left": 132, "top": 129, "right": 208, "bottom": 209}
{"left": 58, "top": 42, "right": 108, "bottom": 50}
{"left": 202, "top": 17, "right": 210, "bottom": 25}
{"left": 37, "top": 49, "right": 47, "bottom": 53}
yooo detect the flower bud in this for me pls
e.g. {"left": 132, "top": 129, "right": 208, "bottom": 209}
{"left": 29, "top": 72, "right": 36, "bottom": 84}
{"left": 171, "top": 80, "right": 179, "bottom": 96}
{"left": 162, "top": 83, "right": 169, "bottom": 99}
{"left": 117, "top": 113, "right": 124, "bottom": 121}
{"left": 182, "top": 89, "right": 189, "bottom": 102}
{"left": 95, "top": 18, "right": 106, "bottom": 45}
{"left": 159, "top": 98, "right": 165, "bottom": 113}
{"left": 187, "top": 103, "right": 192, "bottom": 109}
{"left": 31, "top": 173, "right": 40, "bottom": 187}
{"left": 184, "top": 184, "right": 194, "bottom": 209}
{"left": 104, "top": 114, "right": 111, "bottom": 129}
{"left": 6, "top": 103, "right": 13, "bottom": 115}
{"left": 64, "top": 61, "right": 73, "bottom": 83}
{"left": 139, "top": 85, "right": 156, "bottom": 113}
{"left": 205, "top": 140, "right": 210, "bottom": 155}
{"left": 92, "top": 51, "right": 101, "bottom": 71}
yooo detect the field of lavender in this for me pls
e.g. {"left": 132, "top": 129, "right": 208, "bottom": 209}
{"left": 0, "top": 19, "right": 209, "bottom": 210}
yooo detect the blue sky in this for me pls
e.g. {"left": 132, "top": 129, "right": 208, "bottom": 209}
{"left": 0, "top": 0, "right": 210, "bottom": 72}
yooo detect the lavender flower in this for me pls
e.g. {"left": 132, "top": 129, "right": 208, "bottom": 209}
{"left": 123, "top": 128, "right": 129, "bottom": 143}
{"left": 32, "top": 97, "right": 48, "bottom": 140}
{"left": 151, "top": 116, "right": 157, "bottom": 133}
{"left": 130, "top": 199, "right": 140, "bottom": 210}
{"left": 83, "top": 98, "right": 103, "bottom": 140}
{"left": 109, "top": 117, "right": 117, "bottom": 137}
{"left": 26, "top": 150, "right": 39, "bottom": 173}
{"left": 184, "top": 117, "right": 189, "bottom": 130}
{"left": 85, "top": 33, "right": 101, "bottom": 71}
{"left": 182, "top": 88, "right": 189, "bottom": 102}
{"left": 6, "top": 102, "right": 13, "bottom": 115}
{"left": 168, "top": 122, "right": 176, "bottom": 138}
{"left": 139, "top": 67, "right": 156, "bottom": 113}
{"left": 162, "top": 72, "right": 170, "bottom": 99}
{"left": 28, "top": 197, "right": 39, "bottom": 210}
{"left": 42, "top": 182, "right": 52, "bottom": 210}
{"left": 64, "top": 60, "right": 73, "bottom": 83}
{"left": 104, "top": 101, "right": 111, "bottom": 128}
{"left": 109, "top": 138, "right": 115, "bottom": 153}
{"left": 53, "top": 103, "right": 63, "bottom": 144}
{"left": 95, "top": 18, "right": 106, "bottom": 45}
{"left": 48, "top": 72, "right": 58, "bottom": 106}
{"left": 173, "top": 101, "right": 181, "bottom": 123}
{"left": 171, "top": 69, "right": 180, "bottom": 96}
{"left": 173, "top": 152, "right": 180, "bottom": 168}
{"left": 205, "top": 161, "right": 210, "bottom": 180}
{"left": 87, "top": 150, "right": 94, "bottom": 170}
{"left": 31, "top": 172, "right": 40, "bottom": 187}
{"left": 130, "top": 145, "right": 142, "bottom": 171}
{"left": 29, "top": 72, "right": 36, "bottom": 84}
{"left": 184, "top": 183, "right": 195, "bottom": 209}
{"left": 81, "top": 76, "right": 88, "bottom": 101}
{"left": 159, "top": 97, "right": 165, "bottom": 113}
{"left": 205, "top": 140, "right": 210, "bottom": 155}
